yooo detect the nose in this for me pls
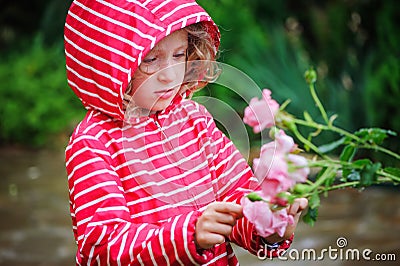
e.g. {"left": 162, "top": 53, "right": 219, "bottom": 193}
{"left": 157, "top": 64, "right": 177, "bottom": 83}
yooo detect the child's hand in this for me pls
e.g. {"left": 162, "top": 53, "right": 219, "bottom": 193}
{"left": 264, "top": 197, "right": 308, "bottom": 244}
{"left": 195, "top": 202, "right": 243, "bottom": 250}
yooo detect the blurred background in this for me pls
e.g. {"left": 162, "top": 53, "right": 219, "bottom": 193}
{"left": 0, "top": 0, "right": 399, "bottom": 265}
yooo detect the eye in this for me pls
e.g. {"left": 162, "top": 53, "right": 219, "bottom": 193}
{"left": 142, "top": 57, "right": 157, "bottom": 64}
{"left": 173, "top": 50, "right": 187, "bottom": 59}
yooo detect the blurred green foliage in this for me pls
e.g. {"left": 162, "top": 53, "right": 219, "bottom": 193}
{"left": 0, "top": 0, "right": 398, "bottom": 156}
{"left": 0, "top": 37, "right": 83, "bottom": 147}
{"left": 197, "top": 0, "right": 400, "bottom": 161}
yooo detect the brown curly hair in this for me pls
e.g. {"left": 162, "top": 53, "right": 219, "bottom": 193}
{"left": 182, "top": 22, "right": 221, "bottom": 97}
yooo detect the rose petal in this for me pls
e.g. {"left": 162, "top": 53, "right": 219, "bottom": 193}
{"left": 275, "top": 130, "right": 296, "bottom": 154}
{"left": 243, "top": 89, "right": 280, "bottom": 133}
{"left": 242, "top": 197, "right": 293, "bottom": 238}
{"left": 287, "top": 154, "right": 310, "bottom": 183}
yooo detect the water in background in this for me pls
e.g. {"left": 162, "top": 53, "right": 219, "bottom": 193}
{"left": 0, "top": 148, "right": 74, "bottom": 266}
{"left": 0, "top": 148, "right": 399, "bottom": 266}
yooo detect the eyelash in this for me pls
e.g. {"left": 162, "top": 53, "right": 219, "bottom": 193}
{"left": 142, "top": 56, "right": 157, "bottom": 64}
{"left": 174, "top": 52, "right": 186, "bottom": 58}
{"left": 143, "top": 51, "right": 186, "bottom": 63}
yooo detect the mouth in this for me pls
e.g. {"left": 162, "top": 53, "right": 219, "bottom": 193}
{"left": 154, "top": 88, "right": 177, "bottom": 100}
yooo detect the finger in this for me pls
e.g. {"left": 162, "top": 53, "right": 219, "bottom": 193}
{"left": 293, "top": 210, "right": 302, "bottom": 222}
{"left": 288, "top": 201, "right": 300, "bottom": 216}
{"left": 288, "top": 198, "right": 308, "bottom": 215}
{"left": 198, "top": 212, "right": 235, "bottom": 234}
{"left": 205, "top": 211, "right": 237, "bottom": 226}
{"left": 196, "top": 233, "right": 225, "bottom": 249}
{"left": 213, "top": 202, "right": 243, "bottom": 218}
{"left": 297, "top": 198, "right": 308, "bottom": 210}
{"left": 231, "top": 210, "right": 244, "bottom": 219}
{"left": 209, "top": 223, "right": 234, "bottom": 237}
{"left": 199, "top": 221, "right": 233, "bottom": 239}
{"left": 202, "top": 204, "right": 240, "bottom": 224}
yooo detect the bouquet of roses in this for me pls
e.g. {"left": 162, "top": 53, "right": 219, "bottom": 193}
{"left": 241, "top": 68, "right": 400, "bottom": 238}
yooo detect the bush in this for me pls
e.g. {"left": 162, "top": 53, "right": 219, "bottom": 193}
{"left": 0, "top": 36, "right": 84, "bottom": 147}
{"left": 1, "top": 0, "right": 398, "bottom": 152}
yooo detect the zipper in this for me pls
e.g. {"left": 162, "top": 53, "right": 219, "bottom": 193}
{"left": 153, "top": 113, "right": 177, "bottom": 155}
{"left": 153, "top": 119, "right": 162, "bottom": 130}
{"left": 152, "top": 112, "right": 203, "bottom": 209}
{"left": 153, "top": 113, "right": 168, "bottom": 141}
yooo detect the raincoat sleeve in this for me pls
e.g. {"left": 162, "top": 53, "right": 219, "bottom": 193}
{"left": 66, "top": 134, "right": 212, "bottom": 265}
{"left": 200, "top": 104, "right": 293, "bottom": 257}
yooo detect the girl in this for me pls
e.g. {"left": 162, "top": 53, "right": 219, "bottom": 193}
{"left": 64, "top": 0, "right": 307, "bottom": 265}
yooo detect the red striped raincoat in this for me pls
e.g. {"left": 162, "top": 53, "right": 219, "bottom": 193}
{"left": 64, "top": 0, "right": 292, "bottom": 265}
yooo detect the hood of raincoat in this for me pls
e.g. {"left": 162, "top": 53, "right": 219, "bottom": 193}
{"left": 64, "top": 0, "right": 220, "bottom": 120}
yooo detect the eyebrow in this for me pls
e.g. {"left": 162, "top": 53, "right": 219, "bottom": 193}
{"left": 174, "top": 45, "right": 188, "bottom": 51}
{"left": 146, "top": 43, "right": 188, "bottom": 57}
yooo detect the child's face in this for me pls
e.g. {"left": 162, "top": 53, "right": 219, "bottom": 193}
{"left": 128, "top": 30, "right": 188, "bottom": 113}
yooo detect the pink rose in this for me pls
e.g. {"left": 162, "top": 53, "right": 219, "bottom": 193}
{"left": 252, "top": 143, "right": 272, "bottom": 176}
{"left": 259, "top": 178, "right": 281, "bottom": 199}
{"left": 260, "top": 176, "right": 294, "bottom": 199}
{"left": 252, "top": 131, "right": 296, "bottom": 183}
{"left": 241, "top": 88, "right": 310, "bottom": 239}
{"left": 243, "top": 89, "right": 280, "bottom": 133}
{"left": 253, "top": 142, "right": 287, "bottom": 181}
{"left": 253, "top": 141, "right": 295, "bottom": 196}
{"left": 242, "top": 197, "right": 294, "bottom": 238}
{"left": 271, "top": 208, "right": 294, "bottom": 237}
{"left": 275, "top": 130, "right": 296, "bottom": 154}
{"left": 287, "top": 154, "right": 310, "bottom": 183}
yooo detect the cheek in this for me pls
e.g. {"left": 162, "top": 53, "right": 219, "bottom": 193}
{"left": 177, "top": 64, "right": 186, "bottom": 81}
{"left": 129, "top": 74, "right": 147, "bottom": 94}
{"left": 128, "top": 76, "right": 150, "bottom": 104}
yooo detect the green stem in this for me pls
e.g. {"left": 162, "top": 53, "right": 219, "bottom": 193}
{"left": 309, "top": 165, "right": 338, "bottom": 191}
{"left": 306, "top": 159, "right": 340, "bottom": 168}
{"left": 293, "top": 118, "right": 400, "bottom": 160}
{"left": 360, "top": 144, "right": 400, "bottom": 161}
{"left": 307, "top": 158, "right": 364, "bottom": 169}
{"left": 309, "top": 82, "right": 329, "bottom": 124}
{"left": 305, "top": 157, "right": 399, "bottom": 183}
{"left": 318, "top": 181, "right": 359, "bottom": 193}
{"left": 293, "top": 118, "right": 360, "bottom": 143}
{"left": 377, "top": 169, "right": 400, "bottom": 182}
{"left": 299, "top": 176, "right": 395, "bottom": 200}
{"left": 290, "top": 124, "right": 330, "bottom": 160}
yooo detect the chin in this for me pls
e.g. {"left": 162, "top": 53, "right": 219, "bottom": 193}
{"left": 152, "top": 100, "right": 173, "bottom": 112}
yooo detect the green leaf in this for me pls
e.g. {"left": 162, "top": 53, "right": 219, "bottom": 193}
{"left": 302, "top": 207, "right": 318, "bottom": 227}
{"left": 359, "top": 162, "right": 381, "bottom": 187}
{"left": 324, "top": 173, "right": 336, "bottom": 187}
{"left": 342, "top": 159, "right": 372, "bottom": 182}
{"left": 308, "top": 191, "right": 320, "bottom": 209}
{"left": 293, "top": 184, "right": 312, "bottom": 194}
{"left": 318, "top": 137, "right": 345, "bottom": 154}
{"left": 346, "top": 169, "right": 361, "bottom": 181}
{"left": 316, "top": 167, "right": 327, "bottom": 180}
{"left": 315, "top": 167, "right": 328, "bottom": 184}
{"left": 340, "top": 145, "right": 356, "bottom": 162}
{"left": 383, "top": 167, "right": 400, "bottom": 178}
{"left": 246, "top": 192, "right": 264, "bottom": 202}
{"left": 286, "top": 194, "right": 299, "bottom": 205}
{"left": 354, "top": 128, "right": 397, "bottom": 145}
{"left": 353, "top": 159, "right": 373, "bottom": 167}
